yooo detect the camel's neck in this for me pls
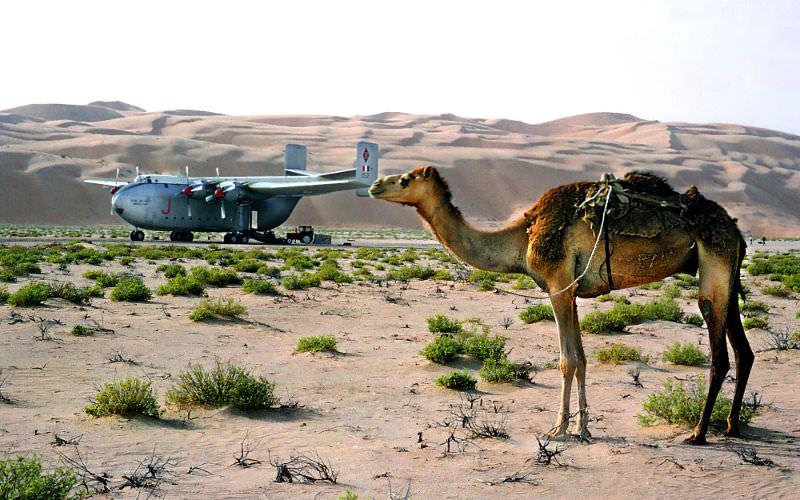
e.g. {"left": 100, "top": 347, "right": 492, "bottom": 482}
{"left": 416, "top": 196, "right": 529, "bottom": 274}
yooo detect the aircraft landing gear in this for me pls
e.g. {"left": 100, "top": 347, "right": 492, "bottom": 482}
{"left": 130, "top": 230, "right": 145, "bottom": 242}
{"left": 223, "top": 232, "right": 249, "bottom": 244}
{"left": 169, "top": 231, "right": 194, "bottom": 242}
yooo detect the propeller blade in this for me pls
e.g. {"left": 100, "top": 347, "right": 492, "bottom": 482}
{"left": 216, "top": 167, "right": 220, "bottom": 177}
{"left": 135, "top": 165, "right": 140, "bottom": 178}
{"left": 185, "top": 165, "right": 190, "bottom": 178}
{"left": 115, "top": 167, "right": 120, "bottom": 183}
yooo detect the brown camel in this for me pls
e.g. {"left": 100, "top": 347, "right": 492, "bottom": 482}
{"left": 369, "top": 166, "right": 753, "bottom": 444}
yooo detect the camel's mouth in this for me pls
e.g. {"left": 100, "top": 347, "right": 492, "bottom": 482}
{"left": 368, "top": 182, "right": 385, "bottom": 198}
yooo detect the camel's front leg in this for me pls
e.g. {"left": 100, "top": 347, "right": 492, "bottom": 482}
{"left": 572, "top": 294, "right": 591, "bottom": 440}
{"left": 547, "top": 290, "right": 586, "bottom": 440}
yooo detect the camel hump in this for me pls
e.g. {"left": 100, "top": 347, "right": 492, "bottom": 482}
{"left": 620, "top": 171, "right": 678, "bottom": 196}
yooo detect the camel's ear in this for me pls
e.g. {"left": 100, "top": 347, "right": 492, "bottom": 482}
{"left": 420, "top": 166, "right": 436, "bottom": 179}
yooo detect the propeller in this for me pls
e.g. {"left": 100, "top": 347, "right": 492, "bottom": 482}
{"left": 182, "top": 166, "right": 192, "bottom": 217}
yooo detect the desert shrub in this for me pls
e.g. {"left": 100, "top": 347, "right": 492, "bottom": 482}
{"left": 636, "top": 376, "right": 754, "bottom": 429}
{"left": 662, "top": 283, "right": 682, "bottom": 299}
{"left": 317, "top": 260, "right": 353, "bottom": 283}
{"left": 479, "top": 357, "right": 517, "bottom": 383}
{"left": 167, "top": 360, "right": 277, "bottom": 410}
{"left": 296, "top": 335, "right": 338, "bottom": 353}
{"left": 14, "top": 262, "right": 41, "bottom": 276}
{"left": 6, "top": 282, "right": 51, "bottom": 307}
{"left": 0, "top": 453, "right": 79, "bottom": 499}
{"left": 511, "top": 274, "right": 536, "bottom": 290}
{"left": 519, "top": 304, "right": 554, "bottom": 323}
{"left": 673, "top": 273, "right": 699, "bottom": 287}
{"left": 743, "top": 316, "right": 769, "bottom": 330}
{"left": 637, "top": 281, "right": 662, "bottom": 290}
{"left": 82, "top": 269, "right": 119, "bottom": 287}
{"left": 282, "top": 272, "right": 322, "bottom": 290}
{"left": 385, "top": 265, "right": 435, "bottom": 281}
{"left": 662, "top": 341, "right": 708, "bottom": 366}
{"left": 596, "top": 294, "right": 613, "bottom": 302}
{"left": 581, "top": 298, "right": 685, "bottom": 333}
{"left": 242, "top": 278, "right": 279, "bottom": 295}
{"left": 792, "top": 330, "right": 800, "bottom": 343}
{"left": 84, "top": 377, "right": 160, "bottom": 417}
{"left": 427, "top": 314, "right": 462, "bottom": 333}
{"left": 71, "top": 324, "right": 92, "bottom": 336}
{"left": 110, "top": 276, "right": 151, "bottom": 302}
{"left": 435, "top": 370, "right": 477, "bottom": 391}
{"left": 157, "top": 275, "right": 206, "bottom": 296}
{"left": 0, "top": 284, "right": 8, "bottom": 304}
{"left": 283, "top": 253, "right": 317, "bottom": 271}
{"left": 746, "top": 253, "right": 800, "bottom": 291}
{"left": 740, "top": 300, "right": 769, "bottom": 315}
{"left": 420, "top": 335, "right": 463, "bottom": 363}
{"left": 684, "top": 313, "right": 704, "bottom": 327}
{"left": 400, "top": 248, "right": 418, "bottom": 262}
{"left": 156, "top": 262, "right": 187, "bottom": 278}
{"left": 462, "top": 334, "right": 506, "bottom": 361}
{"left": 641, "top": 298, "right": 685, "bottom": 323}
{"left": 0, "top": 268, "right": 16, "bottom": 282}
{"left": 432, "top": 269, "right": 454, "bottom": 281}
{"left": 595, "top": 342, "right": 647, "bottom": 364}
{"left": 188, "top": 297, "right": 247, "bottom": 321}
{"left": 257, "top": 265, "right": 282, "bottom": 278}
{"left": 761, "top": 284, "right": 792, "bottom": 297}
{"left": 234, "top": 259, "right": 262, "bottom": 273}
{"left": 191, "top": 266, "right": 242, "bottom": 287}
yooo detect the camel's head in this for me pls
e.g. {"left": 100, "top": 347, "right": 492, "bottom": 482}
{"left": 369, "top": 166, "right": 446, "bottom": 206}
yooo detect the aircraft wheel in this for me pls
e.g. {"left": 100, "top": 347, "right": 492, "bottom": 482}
{"left": 238, "top": 234, "right": 249, "bottom": 244}
{"left": 223, "top": 233, "right": 234, "bottom": 244}
{"left": 132, "top": 230, "right": 145, "bottom": 242}
{"left": 170, "top": 231, "right": 179, "bottom": 242}
{"left": 185, "top": 232, "right": 194, "bottom": 242}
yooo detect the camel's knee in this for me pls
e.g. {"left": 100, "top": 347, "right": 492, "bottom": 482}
{"left": 560, "top": 356, "right": 577, "bottom": 378}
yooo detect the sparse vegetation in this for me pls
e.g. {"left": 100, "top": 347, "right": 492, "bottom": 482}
{"left": 157, "top": 275, "right": 206, "bottom": 296}
{"left": 84, "top": 377, "right": 160, "bottom": 417}
{"left": 479, "top": 357, "right": 517, "bottom": 383}
{"left": 167, "top": 360, "right": 278, "bottom": 410}
{"left": 189, "top": 297, "right": 247, "bottom": 321}
{"left": 420, "top": 335, "right": 463, "bottom": 363}
{"left": 282, "top": 272, "right": 322, "bottom": 290}
{"left": 296, "top": 335, "right": 338, "bottom": 353}
{"left": 594, "top": 342, "right": 648, "bottom": 364}
{"left": 0, "top": 453, "right": 80, "bottom": 499}
{"left": 581, "top": 297, "right": 688, "bottom": 333}
{"left": 109, "top": 277, "right": 151, "bottom": 302}
{"left": 761, "top": 284, "right": 792, "bottom": 297}
{"left": 427, "top": 314, "right": 462, "bottom": 333}
{"left": 82, "top": 269, "right": 119, "bottom": 287}
{"left": 662, "top": 341, "right": 708, "bottom": 366}
{"left": 637, "top": 375, "right": 755, "bottom": 429}
{"left": 191, "top": 266, "right": 242, "bottom": 287}
{"left": 519, "top": 304, "right": 554, "bottom": 323}
{"left": 0, "top": 284, "right": 8, "bottom": 304}
{"left": 743, "top": 316, "right": 769, "bottom": 330}
{"left": 435, "top": 370, "right": 477, "bottom": 391}
{"left": 386, "top": 265, "right": 435, "bottom": 281}
{"left": 156, "top": 262, "right": 187, "bottom": 278}
{"left": 242, "top": 278, "right": 280, "bottom": 295}
{"left": 7, "top": 281, "right": 94, "bottom": 306}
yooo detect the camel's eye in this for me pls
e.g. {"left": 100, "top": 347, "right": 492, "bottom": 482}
{"left": 400, "top": 175, "right": 412, "bottom": 188}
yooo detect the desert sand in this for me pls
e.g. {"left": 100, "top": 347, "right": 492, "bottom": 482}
{"left": 1, "top": 102, "right": 800, "bottom": 236}
{"left": 1, "top": 241, "right": 799, "bottom": 498}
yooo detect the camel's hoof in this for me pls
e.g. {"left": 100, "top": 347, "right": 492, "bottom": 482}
{"left": 572, "top": 427, "right": 592, "bottom": 442}
{"left": 723, "top": 426, "right": 740, "bottom": 438}
{"left": 545, "top": 429, "right": 568, "bottom": 441}
{"left": 683, "top": 433, "right": 708, "bottom": 446}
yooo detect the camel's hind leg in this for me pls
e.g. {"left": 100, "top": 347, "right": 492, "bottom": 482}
{"left": 686, "top": 250, "right": 734, "bottom": 445}
{"left": 724, "top": 297, "right": 754, "bottom": 437}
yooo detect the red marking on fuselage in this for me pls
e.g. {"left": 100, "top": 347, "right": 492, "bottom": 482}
{"left": 161, "top": 198, "right": 171, "bottom": 215}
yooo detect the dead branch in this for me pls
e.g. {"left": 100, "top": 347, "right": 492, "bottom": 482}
{"left": 232, "top": 434, "right": 262, "bottom": 468}
{"left": 51, "top": 433, "right": 82, "bottom": 446}
{"left": 531, "top": 436, "right": 566, "bottom": 467}
{"left": 270, "top": 451, "right": 338, "bottom": 483}
{"left": 736, "top": 447, "right": 776, "bottom": 467}
{"left": 120, "top": 452, "right": 177, "bottom": 491}
{"left": 55, "top": 448, "right": 112, "bottom": 494}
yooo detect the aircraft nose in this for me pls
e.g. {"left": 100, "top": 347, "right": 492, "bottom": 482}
{"left": 111, "top": 192, "right": 125, "bottom": 215}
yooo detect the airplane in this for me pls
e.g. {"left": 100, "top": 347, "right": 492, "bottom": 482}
{"left": 84, "top": 142, "right": 378, "bottom": 244}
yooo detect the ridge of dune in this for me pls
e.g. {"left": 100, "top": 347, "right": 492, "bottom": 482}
{"left": 89, "top": 101, "right": 146, "bottom": 113}
{"left": 0, "top": 104, "right": 798, "bottom": 236}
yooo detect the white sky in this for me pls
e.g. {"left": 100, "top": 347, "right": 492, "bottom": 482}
{"left": 1, "top": 0, "right": 798, "bottom": 133}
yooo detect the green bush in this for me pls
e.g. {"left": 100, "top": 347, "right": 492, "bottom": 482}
{"left": 282, "top": 272, "right": 322, "bottom": 290}
{"left": 110, "top": 276, "right": 151, "bottom": 302}
{"left": 662, "top": 341, "right": 708, "bottom": 366}
{"left": 156, "top": 262, "right": 187, "bottom": 278}
{"left": 519, "top": 304, "right": 554, "bottom": 323}
{"left": 581, "top": 298, "right": 686, "bottom": 333}
{"left": 188, "top": 297, "right": 247, "bottom": 321}
{"left": 435, "top": 370, "right": 477, "bottom": 391}
{"left": 0, "top": 284, "right": 8, "bottom": 304}
{"left": 743, "top": 316, "right": 769, "bottom": 330}
{"left": 283, "top": 253, "right": 318, "bottom": 271}
{"left": 594, "top": 342, "right": 647, "bottom": 364}
{"left": 84, "top": 377, "right": 160, "bottom": 417}
{"left": 684, "top": 313, "right": 704, "bottom": 327}
{"left": 317, "top": 260, "right": 353, "bottom": 283}
{"left": 641, "top": 298, "right": 685, "bottom": 322}
{"left": 82, "top": 269, "right": 119, "bottom": 288}
{"left": 385, "top": 265, "right": 435, "bottom": 281}
{"left": 7, "top": 282, "right": 52, "bottom": 307}
{"left": 191, "top": 266, "right": 242, "bottom": 287}
{"left": 636, "top": 375, "right": 754, "bottom": 429}
{"left": 0, "top": 454, "right": 79, "bottom": 499}
{"left": 761, "top": 284, "right": 792, "bottom": 297}
{"left": 157, "top": 275, "right": 206, "bottom": 296}
{"left": 14, "top": 262, "right": 42, "bottom": 276}
{"left": 233, "top": 259, "right": 262, "bottom": 273}
{"left": 740, "top": 300, "right": 769, "bottom": 315}
{"left": 296, "top": 335, "right": 338, "bottom": 353}
{"left": 257, "top": 265, "right": 282, "bottom": 278}
{"left": 673, "top": 273, "right": 699, "bottom": 288}
{"left": 167, "top": 360, "right": 277, "bottom": 410}
{"left": 242, "top": 278, "right": 279, "bottom": 295}
{"left": 462, "top": 334, "right": 506, "bottom": 361}
{"left": 71, "top": 324, "right": 92, "bottom": 336}
{"left": 512, "top": 275, "right": 537, "bottom": 290}
{"left": 420, "top": 335, "right": 463, "bottom": 363}
{"left": 427, "top": 314, "right": 462, "bottom": 333}
{"left": 479, "top": 357, "right": 517, "bottom": 383}
{"left": 0, "top": 268, "right": 16, "bottom": 282}
{"left": 663, "top": 283, "right": 682, "bottom": 299}
{"left": 432, "top": 269, "right": 454, "bottom": 281}
{"left": 580, "top": 308, "right": 627, "bottom": 333}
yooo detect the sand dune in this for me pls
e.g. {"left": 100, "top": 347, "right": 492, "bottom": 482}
{"left": 1, "top": 103, "right": 799, "bottom": 235}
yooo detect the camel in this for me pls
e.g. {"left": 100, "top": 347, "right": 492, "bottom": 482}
{"left": 369, "top": 166, "right": 753, "bottom": 444}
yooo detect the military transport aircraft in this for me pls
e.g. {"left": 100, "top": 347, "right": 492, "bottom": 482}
{"left": 85, "top": 142, "right": 378, "bottom": 244}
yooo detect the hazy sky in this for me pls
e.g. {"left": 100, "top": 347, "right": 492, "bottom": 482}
{"left": 2, "top": 0, "right": 798, "bottom": 133}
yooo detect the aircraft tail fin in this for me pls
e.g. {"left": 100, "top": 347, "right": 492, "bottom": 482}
{"left": 355, "top": 141, "right": 378, "bottom": 196}
{"left": 284, "top": 144, "right": 308, "bottom": 176}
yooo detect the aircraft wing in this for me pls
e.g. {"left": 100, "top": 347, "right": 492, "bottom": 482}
{"left": 84, "top": 179, "right": 128, "bottom": 187}
{"left": 243, "top": 179, "right": 358, "bottom": 197}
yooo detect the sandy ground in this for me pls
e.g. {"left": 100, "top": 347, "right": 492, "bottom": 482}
{"left": 1, "top": 241, "right": 799, "bottom": 499}
{"left": 1, "top": 104, "right": 800, "bottom": 236}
